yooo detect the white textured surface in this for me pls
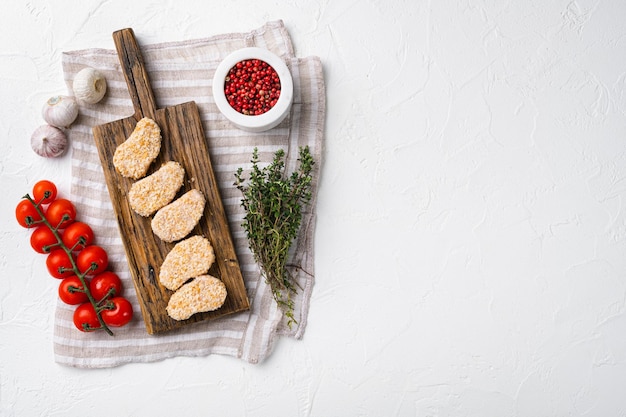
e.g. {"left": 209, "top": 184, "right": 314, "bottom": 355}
{"left": 2, "top": 0, "right": 626, "bottom": 415}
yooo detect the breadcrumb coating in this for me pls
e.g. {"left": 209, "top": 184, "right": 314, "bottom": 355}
{"left": 129, "top": 161, "right": 185, "bottom": 216}
{"left": 166, "top": 275, "right": 227, "bottom": 321}
{"left": 151, "top": 189, "right": 206, "bottom": 242}
{"left": 159, "top": 235, "right": 215, "bottom": 291}
{"left": 113, "top": 117, "right": 162, "bottom": 179}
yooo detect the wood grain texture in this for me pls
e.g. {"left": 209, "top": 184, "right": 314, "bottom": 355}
{"left": 92, "top": 28, "right": 249, "bottom": 334}
{"left": 113, "top": 28, "right": 157, "bottom": 120}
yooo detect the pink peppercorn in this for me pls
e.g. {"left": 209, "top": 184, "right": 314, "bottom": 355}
{"left": 224, "top": 59, "right": 282, "bottom": 115}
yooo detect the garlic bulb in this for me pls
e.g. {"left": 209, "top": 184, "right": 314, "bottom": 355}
{"left": 42, "top": 95, "right": 78, "bottom": 128}
{"left": 73, "top": 67, "right": 107, "bottom": 104}
{"left": 31, "top": 124, "right": 68, "bottom": 158}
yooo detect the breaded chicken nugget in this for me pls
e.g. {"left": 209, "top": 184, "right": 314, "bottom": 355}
{"left": 113, "top": 117, "right": 161, "bottom": 179}
{"left": 166, "top": 275, "right": 227, "bottom": 321}
{"left": 159, "top": 235, "right": 215, "bottom": 291}
{"left": 129, "top": 161, "right": 185, "bottom": 217}
{"left": 151, "top": 189, "right": 205, "bottom": 242}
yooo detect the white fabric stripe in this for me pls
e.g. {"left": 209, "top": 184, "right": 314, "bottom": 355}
{"left": 70, "top": 158, "right": 105, "bottom": 172}
{"left": 53, "top": 325, "right": 246, "bottom": 347}
{"left": 70, "top": 139, "right": 104, "bottom": 152}
{"left": 55, "top": 344, "right": 242, "bottom": 368}
{"left": 70, "top": 176, "right": 109, "bottom": 191}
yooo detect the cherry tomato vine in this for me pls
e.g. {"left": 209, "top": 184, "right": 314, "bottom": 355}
{"left": 15, "top": 180, "right": 133, "bottom": 335}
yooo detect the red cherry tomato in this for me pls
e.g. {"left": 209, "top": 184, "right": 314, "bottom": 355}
{"left": 46, "top": 248, "right": 75, "bottom": 279}
{"left": 15, "top": 199, "right": 42, "bottom": 228}
{"left": 61, "top": 222, "right": 94, "bottom": 251}
{"left": 76, "top": 245, "right": 108, "bottom": 276}
{"left": 73, "top": 302, "right": 101, "bottom": 332}
{"left": 90, "top": 271, "right": 123, "bottom": 302}
{"left": 45, "top": 198, "right": 76, "bottom": 229}
{"left": 101, "top": 297, "right": 133, "bottom": 327}
{"left": 30, "top": 225, "right": 58, "bottom": 254}
{"left": 58, "top": 276, "right": 89, "bottom": 305}
{"left": 32, "top": 180, "right": 57, "bottom": 205}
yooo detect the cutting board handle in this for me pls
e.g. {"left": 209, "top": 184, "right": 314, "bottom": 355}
{"left": 113, "top": 28, "right": 157, "bottom": 121}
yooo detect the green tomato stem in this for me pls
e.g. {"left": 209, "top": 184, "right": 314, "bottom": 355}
{"left": 96, "top": 287, "right": 118, "bottom": 306}
{"left": 67, "top": 285, "right": 86, "bottom": 294}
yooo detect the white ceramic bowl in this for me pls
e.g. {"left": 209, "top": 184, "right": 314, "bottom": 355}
{"left": 212, "top": 47, "right": 293, "bottom": 133}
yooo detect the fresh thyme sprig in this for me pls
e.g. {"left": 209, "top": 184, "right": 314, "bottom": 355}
{"left": 234, "top": 146, "right": 314, "bottom": 327}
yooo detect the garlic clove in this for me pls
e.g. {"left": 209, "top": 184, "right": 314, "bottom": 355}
{"left": 42, "top": 95, "right": 79, "bottom": 129}
{"left": 73, "top": 67, "right": 107, "bottom": 104}
{"left": 31, "top": 124, "right": 68, "bottom": 158}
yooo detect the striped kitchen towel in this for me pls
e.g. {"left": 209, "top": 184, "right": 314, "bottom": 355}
{"left": 54, "top": 20, "right": 324, "bottom": 368}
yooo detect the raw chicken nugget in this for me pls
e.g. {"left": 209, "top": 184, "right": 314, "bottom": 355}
{"left": 166, "top": 275, "right": 227, "bottom": 321}
{"left": 129, "top": 161, "right": 185, "bottom": 217}
{"left": 113, "top": 117, "right": 162, "bottom": 179}
{"left": 159, "top": 235, "right": 215, "bottom": 291}
{"left": 151, "top": 189, "right": 205, "bottom": 242}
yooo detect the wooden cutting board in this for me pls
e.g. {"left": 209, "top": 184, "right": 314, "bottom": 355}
{"left": 92, "top": 28, "right": 250, "bottom": 334}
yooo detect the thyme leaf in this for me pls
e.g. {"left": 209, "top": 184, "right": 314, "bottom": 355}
{"left": 234, "top": 146, "right": 314, "bottom": 328}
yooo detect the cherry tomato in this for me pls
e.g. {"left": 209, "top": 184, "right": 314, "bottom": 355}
{"left": 46, "top": 248, "right": 75, "bottom": 279}
{"left": 15, "top": 199, "right": 42, "bottom": 228}
{"left": 101, "top": 297, "right": 133, "bottom": 327}
{"left": 30, "top": 225, "right": 58, "bottom": 254}
{"left": 45, "top": 198, "right": 76, "bottom": 229}
{"left": 73, "top": 302, "right": 101, "bottom": 332}
{"left": 90, "top": 271, "right": 123, "bottom": 302}
{"left": 61, "top": 222, "right": 94, "bottom": 251}
{"left": 58, "top": 275, "right": 89, "bottom": 305}
{"left": 76, "top": 245, "right": 108, "bottom": 276}
{"left": 32, "top": 180, "right": 57, "bottom": 205}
